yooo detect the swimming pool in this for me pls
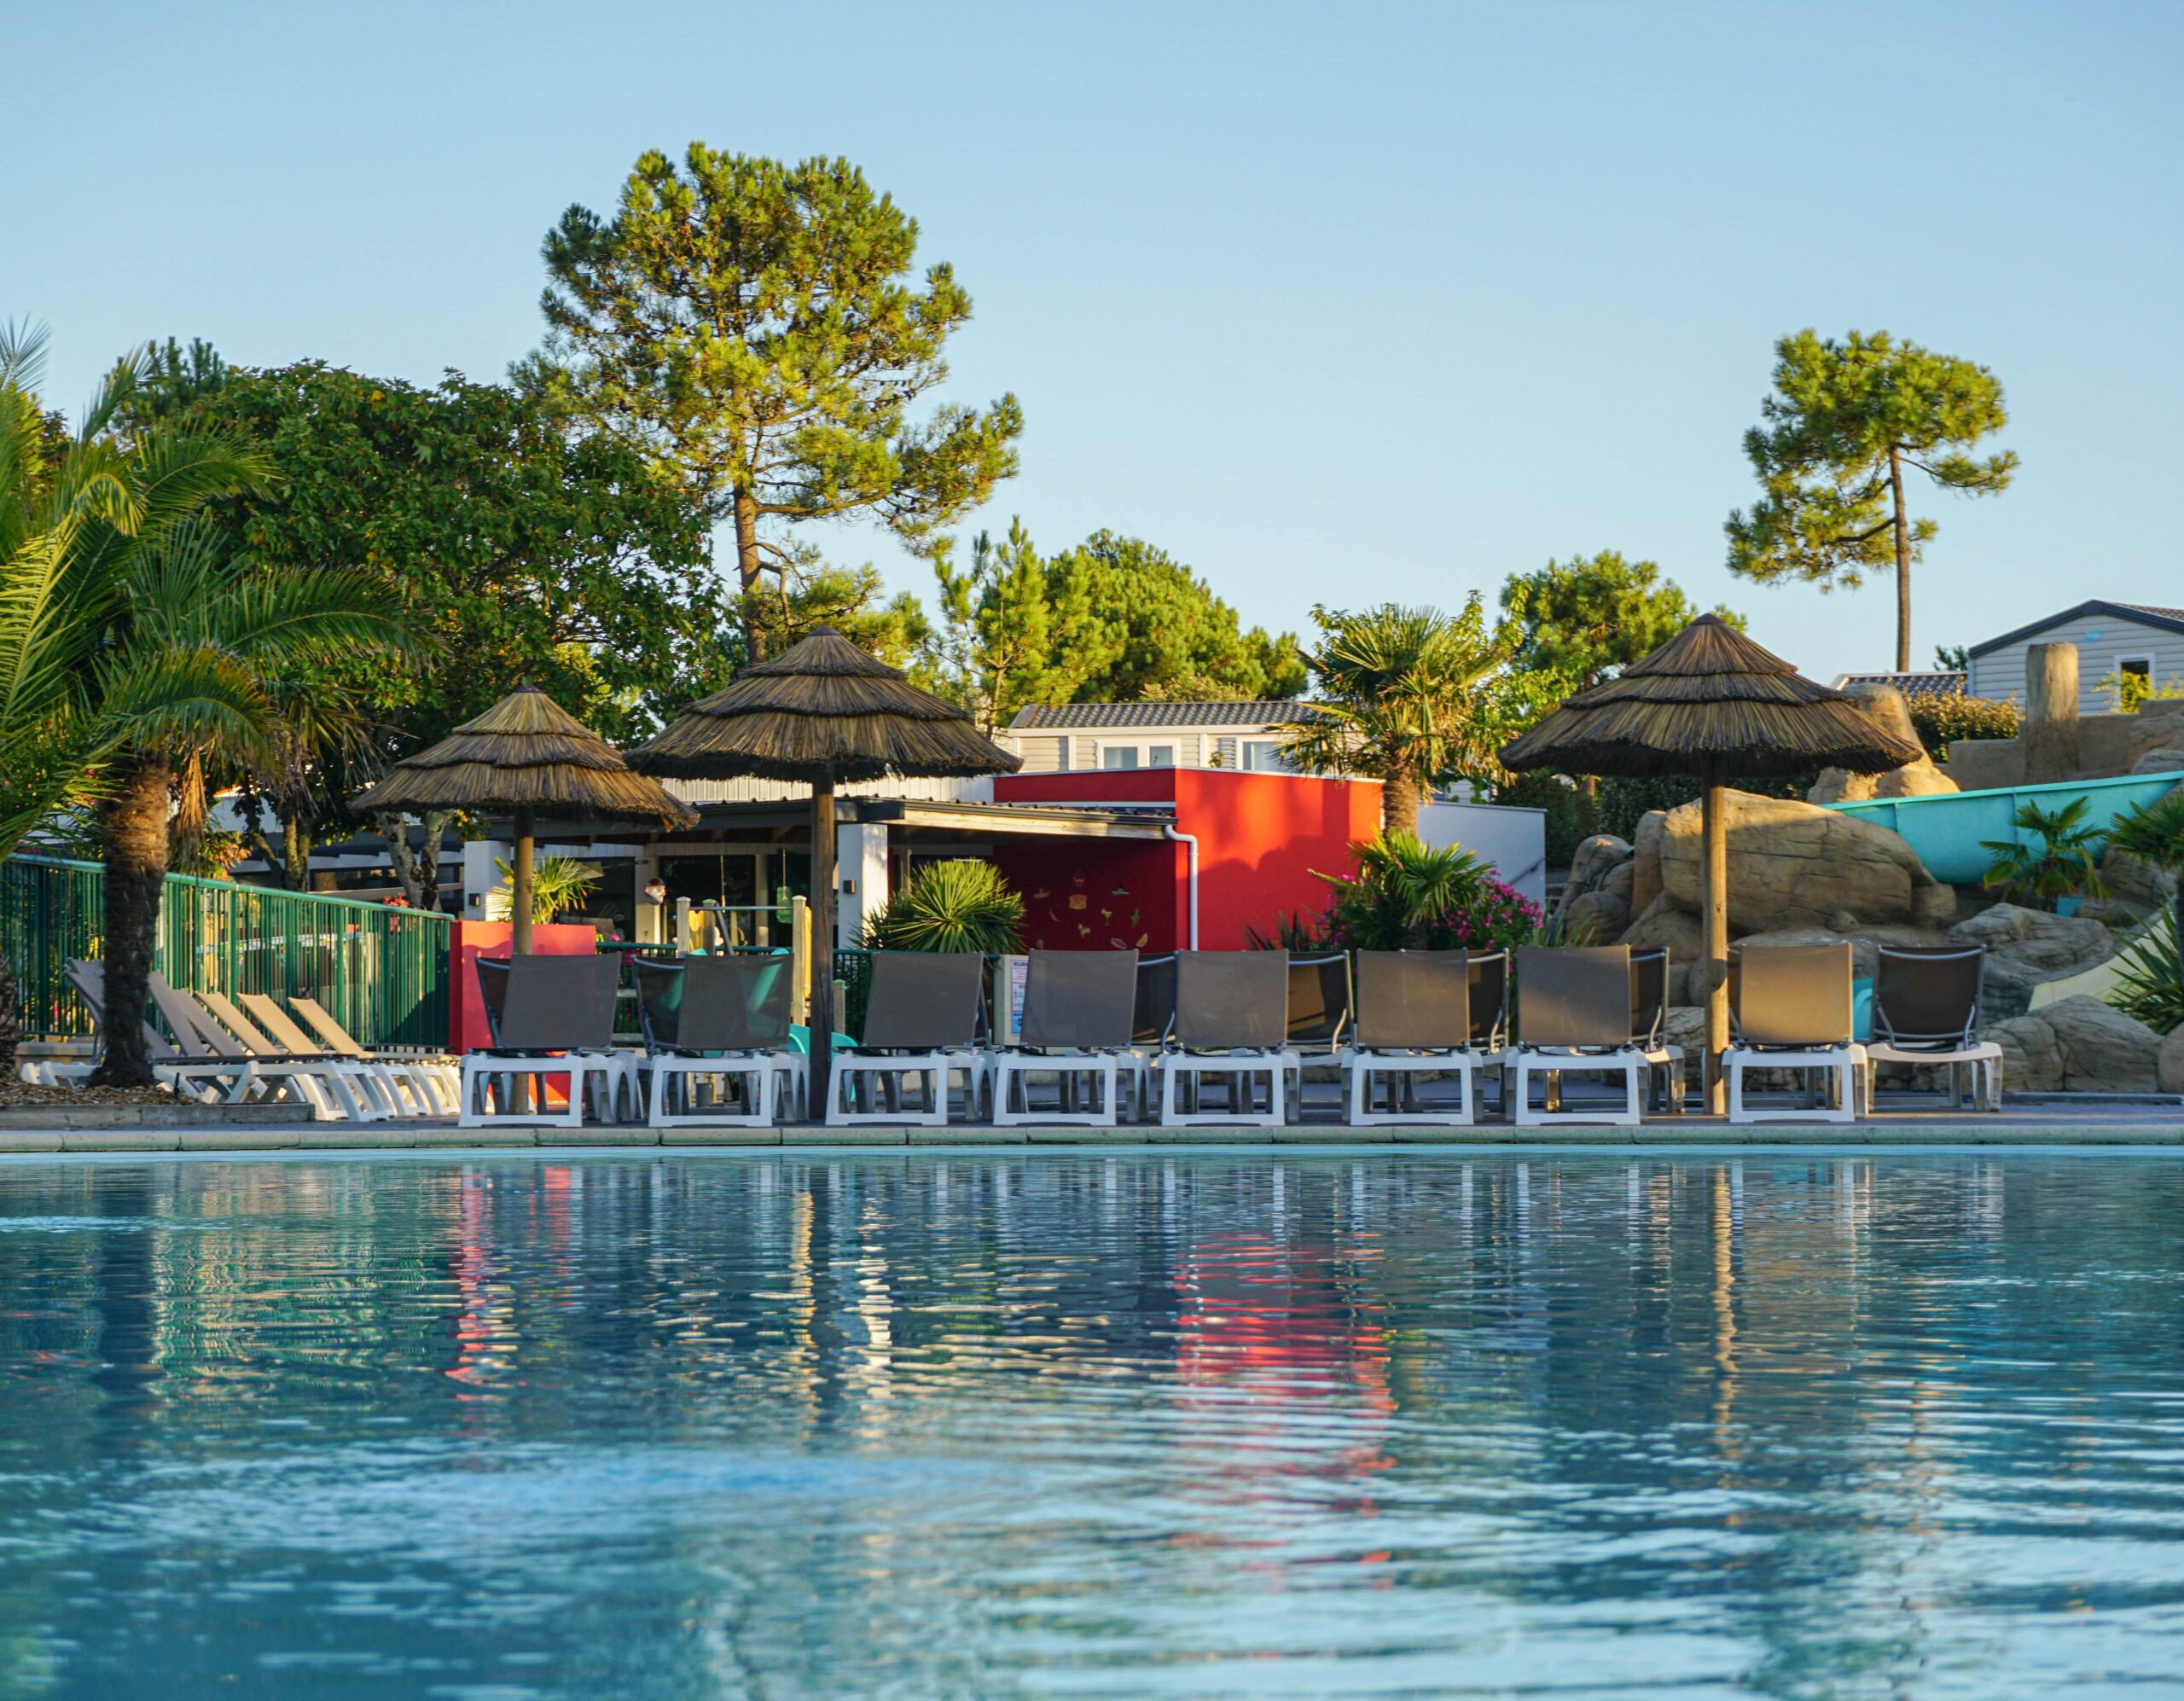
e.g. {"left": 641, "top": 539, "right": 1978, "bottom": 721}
{"left": 0, "top": 1150, "right": 2179, "bottom": 1698}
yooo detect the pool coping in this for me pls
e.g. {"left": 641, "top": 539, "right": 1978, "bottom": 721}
{"left": 0, "top": 1118, "right": 2178, "bottom": 1154}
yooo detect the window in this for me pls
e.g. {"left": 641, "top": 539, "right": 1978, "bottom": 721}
{"left": 2117, "top": 657, "right": 2153, "bottom": 713}
{"left": 1240, "top": 740, "right": 1290, "bottom": 772}
{"left": 1099, "top": 742, "right": 1176, "bottom": 770}
{"left": 1100, "top": 746, "right": 1138, "bottom": 770}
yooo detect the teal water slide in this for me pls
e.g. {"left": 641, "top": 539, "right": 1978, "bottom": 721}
{"left": 1821, "top": 770, "right": 2184, "bottom": 885}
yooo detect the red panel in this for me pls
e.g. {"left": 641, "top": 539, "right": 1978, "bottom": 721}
{"left": 448, "top": 921, "right": 599, "bottom": 1053}
{"left": 993, "top": 837, "right": 1184, "bottom": 952}
{"left": 994, "top": 769, "right": 1380, "bottom": 949}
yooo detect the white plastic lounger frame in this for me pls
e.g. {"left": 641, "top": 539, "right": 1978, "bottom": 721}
{"left": 236, "top": 994, "right": 417, "bottom": 1120}
{"left": 289, "top": 996, "right": 459, "bottom": 1116}
{"left": 150, "top": 980, "right": 359, "bottom": 1121}
{"left": 1511, "top": 946, "right": 1646, "bottom": 1128}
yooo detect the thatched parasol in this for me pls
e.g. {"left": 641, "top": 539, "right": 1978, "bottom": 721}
{"left": 1500, "top": 614, "right": 1920, "bottom": 1112}
{"left": 351, "top": 686, "right": 697, "bottom": 953}
{"left": 627, "top": 627, "right": 1022, "bottom": 1112}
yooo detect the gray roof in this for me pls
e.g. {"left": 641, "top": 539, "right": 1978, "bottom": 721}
{"left": 1008, "top": 700, "right": 1322, "bottom": 731}
{"left": 1968, "top": 601, "right": 2184, "bottom": 659}
{"left": 1831, "top": 671, "right": 1966, "bottom": 699}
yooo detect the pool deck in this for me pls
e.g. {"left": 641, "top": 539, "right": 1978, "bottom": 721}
{"left": 1, "top": 1101, "right": 2179, "bottom": 1152}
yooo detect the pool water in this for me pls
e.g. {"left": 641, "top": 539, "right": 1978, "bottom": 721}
{"left": 1, "top": 1151, "right": 2181, "bottom": 1698}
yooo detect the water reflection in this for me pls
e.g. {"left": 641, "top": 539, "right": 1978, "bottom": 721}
{"left": 0, "top": 1152, "right": 2180, "bottom": 1697}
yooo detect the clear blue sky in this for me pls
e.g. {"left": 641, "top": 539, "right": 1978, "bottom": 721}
{"left": 10, "top": 1, "right": 2179, "bottom": 685}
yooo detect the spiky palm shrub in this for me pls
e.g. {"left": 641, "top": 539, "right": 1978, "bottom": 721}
{"left": 494, "top": 854, "right": 600, "bottom": 925}
{"left": 862, "top": 860, "right": 1023, "bottom": 954}
{"left": 1302, "top": 833, "right": 1544, "bottom": 955}
{"left": 2106, "top": 789, "right": 2184, "bottom": 1034}
{"left": 1980, "top": 798, "right": 2108, "bottom": 911}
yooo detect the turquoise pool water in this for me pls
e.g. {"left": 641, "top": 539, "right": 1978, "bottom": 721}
{"left": 1, "top": 1151, "right": 2181, "bottom": 1698}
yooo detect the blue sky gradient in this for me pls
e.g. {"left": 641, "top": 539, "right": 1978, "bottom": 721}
{"left": 10, "top": 1, "right": 2179, "bottom": 683}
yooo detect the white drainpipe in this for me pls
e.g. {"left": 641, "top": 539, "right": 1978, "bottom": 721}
{"left": 1164, "top": 826, "right": 1199, "bottom": 948}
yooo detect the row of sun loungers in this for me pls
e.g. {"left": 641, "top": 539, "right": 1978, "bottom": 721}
{"left": 451, "top": 941, "right": 2001, "bottom": 1131}
{"left": 20, "top": 961, "right": 459, "bottom": 1121}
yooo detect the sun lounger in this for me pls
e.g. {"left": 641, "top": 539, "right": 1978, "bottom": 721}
{"left": 991, "top": 949, "right": 1140, "bottom": 1126}
{"left": 237, "top": 993, "right": 433, "bottom": 1118}
{"left": 1857, "top": 944, "right": 2001, "bottom": 1112}
{"left": 825, "top": 952, "right": 991, "bottom": 1127}
{"left": 635, "top": 955, "right": 805, "bottom": 1128}
{"left": 1342, "top": 950, "right": 1487, "bottom": 1124}
{"left": 1723, "top": 943, "right": 1862, "bottom": 1123}
{"left": 1281, "top": 954, "right": 1352, "bottom": 1120}
{"left": 1155, "top": 951, "right": 1297, "bottom": 1128}
{"left": 288, "top": 995, "right": 459, "bottom": 1115}
{"left": 1512, "top": 946, "right": 1646, "bottom": 1127}
{"left": 460, "top": 955, "right": 632, "bottom": 1128}
{"left": 45, "top": 960, "right": 241, "bottom": 1102}
{"left": 1630, "top": 947, "right": 1684, "bottom": 1114}
{"left": 189, "top": 989, "right": 393, "bottom": 1122}
{"left": 149, "top": 981, "right": 369, "bottom": 1121}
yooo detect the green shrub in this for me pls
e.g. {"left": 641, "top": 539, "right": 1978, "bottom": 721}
{"left": 1258, "top": 833, "right": 1545, "bottom": 954}
{"left": 1908, "top": 691, "right": 2019, "bottom": 762}
{"left": 862, "top": 860, "right": 1024, "bottom": 953}
{"left": 2108, "top": 908, "right": 2184, "bottom": 1034}
{"left": 1489, "top": 771, "right": 1594, "bottom": 866}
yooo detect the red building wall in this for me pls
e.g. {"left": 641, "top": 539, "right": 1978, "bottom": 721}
{"left": 993, "top": 769, "right": 1380, "bottom": 949}
{"left": 448, "top": 921, "right": 599, "bottom": 1052}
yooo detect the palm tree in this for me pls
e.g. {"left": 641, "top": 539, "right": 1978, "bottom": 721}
{"left": 1979, "top": 797, "right": 2109, "bottom": 912}
{"left": 1281, "top": 598, "right": 1561, "bottom": 836}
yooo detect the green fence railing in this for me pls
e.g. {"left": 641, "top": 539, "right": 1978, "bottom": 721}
{"left": 3, "top": 856, "right": 450, "bottom": 1051}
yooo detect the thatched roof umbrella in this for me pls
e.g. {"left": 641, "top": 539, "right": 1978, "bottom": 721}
{"left": 1499, "top": 614, "right": 1920, "bottom": 1112}
{"left": 626, "top": 627, "right": 1022, "bottom": 1109}
{"left": 351, "top": 686, "right": 696, "bottom": 954}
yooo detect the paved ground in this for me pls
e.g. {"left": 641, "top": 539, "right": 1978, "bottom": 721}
{"left": 1, "top": 1096, "right": 2177, "bottom": 1153}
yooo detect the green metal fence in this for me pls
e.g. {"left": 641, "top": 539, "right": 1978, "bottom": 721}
{"left": 3, "top": 856, "right": 450, "bottom": 1050}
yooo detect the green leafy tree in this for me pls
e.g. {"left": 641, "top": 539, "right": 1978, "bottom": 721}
{"left": 739, "top": 548, "right": 929, "bottom": 669}
{"left": 922, "top": 522, "right": 1304, "bottom": 723}
{"left": 1727, "top": 329, "right": 2016, "bottom": 672}
{"left": 149, "top": 359, "right": 725, "bottom": 885}
{"left": 1281, "top": 599, "right": 1567, "bottom": 837}
{"left": 1502, "top": 552, "right": 1743, "bottom": 690}
{"left": 529, "top": 147, "right": 1022, "bottom": 653}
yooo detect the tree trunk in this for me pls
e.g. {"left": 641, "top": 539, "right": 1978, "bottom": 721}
{"left": 380, "top": 810, "right": 451, "bottom": 910}
{"left": 1380, "top": 766, "right": 1422, "bottom": 839}
{"left": 0, "top": 949, "right": 20, "bottom": 1088}
{"left": 735, "top": 485, "right": 766, "bottom": 660}
{"left": 511, "top": 804, "right": 535, "bottom": 955}
{"left": 90, "top": 754, "right": 171, "bottom": 1089}
{"left": 282, "top": 816, "right": 315, "bottom": 892}
{"left": 170, "top": 752, "right": 209, "bottom": 876}
{"left": 1888, "top": 443, "right": 1912, "bottom": 674}
{"left": 809, "top": 774, "right": 835, "bottom": 1122}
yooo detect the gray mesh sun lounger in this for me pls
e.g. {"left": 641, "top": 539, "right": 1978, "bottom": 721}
{"left": 1512, "top": 946, "right": 1646, "bottom": 1127}
{"left": 459, "top": 955, "right": 634, "bottom": 1129}
{"left": 636, "top": 955, "right": 806, "bottom": 1127}
{"left": 992, "top": 949, "right": 1140, "bottom": 1126}
{"left": 1860, "top": 943, "right": 2000, "bottom": 1112}
{"left": 826, "top": 952, "right": 990, "bottom": 1127}
{"left": 1722, "top": 943, "right": 1861, "bottom": 1123}
{"left": 1154, "top": 951, "right": 1297, "bottom": 1128}
{"left": 1342, "top": 950, "right": 1490, "bottom": 1125}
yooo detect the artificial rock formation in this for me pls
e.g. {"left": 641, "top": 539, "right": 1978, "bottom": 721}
{"left": 1806, "top": 684, "right": 1960, "bottom": 804}
{"left": 2160, "top": 1025, "right": 2184, "bottom": 1095}
{"left": 1949, "top": 903, "right": 2120, "bottom": 1020}
{"left": 1988, "top": 995, "right": 2164, "bottom": 1094}
{"left": 1655, "top": 789, "right": 1955, "bottom": 934}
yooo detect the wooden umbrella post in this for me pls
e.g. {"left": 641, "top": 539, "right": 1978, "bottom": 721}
{"left": 809, "top": 772, "right": 836, "bottom": 1121}
{"left": 511, "top": 804, "right": 536, "bottom": 957}
{"left": 1701, "top": 762, "right": 1728, "bottom": 1115}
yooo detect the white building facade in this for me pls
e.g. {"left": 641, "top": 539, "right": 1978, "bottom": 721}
{"left": 1966, "top": 601, "right": 2184, "bottom": 714}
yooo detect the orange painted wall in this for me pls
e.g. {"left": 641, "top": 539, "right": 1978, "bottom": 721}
{"left": 992, "top": 769, "right": 1380, "bottom": 949}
